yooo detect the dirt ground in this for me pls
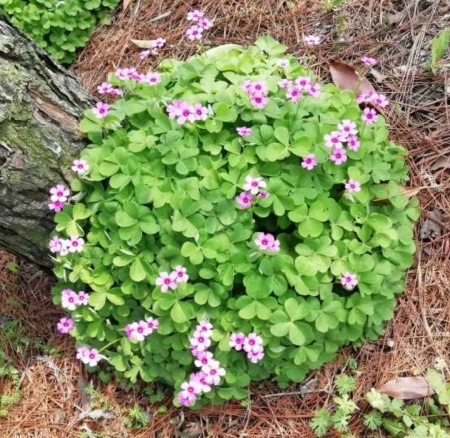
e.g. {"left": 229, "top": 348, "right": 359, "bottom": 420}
{"left": 1, "top": 0, "right": 450, "bottom": 437}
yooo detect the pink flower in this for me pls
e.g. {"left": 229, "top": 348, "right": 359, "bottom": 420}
{"left": 166, "top": 99, "right": 183, "bottom": 119}
{"left": 173, "top": 265, "right": 189, "bottom": 283}
{"left": 229, "top": 332, "right": 246, "bottom": 351}
{"left": 301, "top": 154, "right": 317, "bottom": 170}
{"left": 347, "top": 135, "right": 361, "bottom": 151}
{"left": 197, "top": 17, "right": 213, "bottom": 30}
{"left": 255, "top": 232, "right": 275, "bottom": 251}
{"left": 361, "top": 108, "right": 378, "bottom": 125}
{"left": 295, "top": 77, "right": 312, "bottom": 90}
{"left": 124, "top": 324, "right": 134, "bottom": 340}
{"left": 128, "top": 321, "right": 147, "bottom": 341}
{"left": 155, "top": 271, "right": 178, "bottom": 292}
{"left": 177, "top": 389, "right": 197, "bottom": 407}
{"left": 192, "top": 103, "right": 209, "bottom": 121}
{"left": 176, "top": 102, "right": 196, "bottom": 125}
{"left": 110, "top": 88, "right": 123, "bottom": 96}
{"left": 50, "top": 184, "right": 70, "bottom": 202}
{"left": 324, "top": 131, "right": 345, "bottom": 148}
{"left": 56, "top": 317, "right": 74, "bottom": 334}
{"left": 248, "top": 80, "right": 267, "bottom": 94}
{"left": 181, "top": 380, "right": 202, "bottom": 395}
{"left": 277, "top": 59, "right": 289, "bottom": 68}
{"left": 268, "top": 239, "right": 280, "bottom": 253}
{"left": 76, "top": 291, "right": 90, "bottom": 306}
{"left": 330, "top": 147, "right": 347, "bottom": 165}
{"left": 79, "top": 347, "right": 103, "bottom": 367}
{"left": 190, "top": 371, "right": 211, "bottom": 393}
{"left": 345, "top": 179, "right": 361, "bottom": 193}
{"left": 97, "top": 82, "right": 113, "bottom": 94}
{"left": 371, "top": 92, "right": 389, "bottom": 108}
{"left": 190, "top": 332, "right": 211, "bottom": 351}
{"left": 92, "top": 102, "right": 109, "bottom": 118}
{"left": 308, "top": 83, "right": 321, "bottom": 98}
{"left": 139, "top": 50, "right": 152, "bottom": 60}
{"left": 361, "top": 56, "right": 377, "bottom": 67}
{"left": 243, "top": 175, "right": 267, "bottom": 195}
{"left": 356, "top": 91, "right": 374, "bottom": 105}
{"left": 153, "top": 37, "right": 166, "bottom": 48}
{"left": 250, "top": 92, "right": 268, "bottom": 109}
{"left": 187, "top": 10, "right": 204, "bottom": 21}
{"left": 140, "top": 72, "right": 161, "bottom": 85}
{"left": 72, "top": 158, "right": 89, "bottom": 175}
{"left": 61, "top": 289, "right": 79, "bottom": 311}
{"left": 203, "top": 360, "right": 226, "bottom": 386}
{"left": 194, "top": 351, "right": 214, "bottom": 369}
{"left": 146, "top": 317, "right": 159, "bottom": 333}
{"left": 286, "top": 86, "right": 302, "bottom": 102}
{"left": 304, "top": 34, "right": 321, "bottom": 45}
{"left": 338, "top": 120, "right": 358, "bottom": 137}
{"left": 259, "top": 190, "right": 269, "bottom": 199}
{"left": 247, "top": 346, "right": 264, "bottom": 363}
{"left": 58, "top": 239, "right": 70, "bottom": 256}
{"left": 340, "top": 272, "right": 358, "bottom": 290}
{"left": 186, "top": 25, "right": 203, "bottom": 41}
{"left": 278, "top": 79, "right": 293, "bottom": 89}
{"left": 49, "top": 236, "right": 63, "bottom": 253}
{"left": 49, "top": 200, "right": 65, "bottom": 212}
{"left": 237, "top": 126, "right": 252, "bottom": 136}
{"left": 236, "top": 191, "right": 254, "bottom": 209}
{"left": 243, "top": 333, "right": 263, "bottom": 353}
{"left": 195, "top": 320, "right": 213, "bottom": 337}
{"left": 67, "top": 236, "right": 84, "bottom": 253}
{"left": 76, "top": 346, "right": 90, "bottom": 361}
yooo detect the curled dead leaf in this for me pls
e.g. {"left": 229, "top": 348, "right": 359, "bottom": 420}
{"left": 329, "top": 62, "right": 375, "bottom": 95}
{"left": 373, "top": 184, "right": 421, "bottom": 202}
{"left": 131, "top": 39, "right": 154, "bottom": 49}
{"left": 378, "top": 376, "right": 435, "bottom": 400}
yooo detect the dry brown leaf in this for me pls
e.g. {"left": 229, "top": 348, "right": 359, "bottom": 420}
{"left": 431, "top": 156, "right": 450, "bottom": 171}
{"left": 123, "top": 0, "right": 134, "bottom": 11}
{"left": 130, "top": 39, "right": 154, "bottom": 49}
{"left": 400, "top": 185, "right": 421, "bottom": 198}
{"left": 329, "top": 62, "right": 375, "bottom": 95}
{"left": 378, "top": 377, "right": 435, "bottom": 400}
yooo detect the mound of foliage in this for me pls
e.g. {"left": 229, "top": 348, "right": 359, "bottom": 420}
{"left": 0, "top": 0, "right": 118, "bottom": 63}
{"left": 50, "top": 36, "right": 419, "bottom": 406}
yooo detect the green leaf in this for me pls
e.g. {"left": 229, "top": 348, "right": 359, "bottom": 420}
{"left": 89, "top": 291, "right": 107, "bottom": 310}
{"left": 72, "top": 203, "right": 91, "bottom": 220}
{"left": 274, "top": 127, "right": 289, "bottom": 146}
{"left": 116, "top": 211, "right": 137, "bottom": 227}
{"left": 171, "top": 302, "right": 188, "bottom": 324}
{"left": 239, "top": 301, "right": 257, "bottom": 319}
{"left": 130, "top": 258, "right": 146, "bottom": 282}
{"left": 271, "top": 322, "right": 290, "bottom": 337}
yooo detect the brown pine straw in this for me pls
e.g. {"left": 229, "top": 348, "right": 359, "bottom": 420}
{"left": 2, "top": 0, "right": 450, "bottom": 436}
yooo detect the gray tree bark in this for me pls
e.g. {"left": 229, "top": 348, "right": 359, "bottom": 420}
{"left": 0, "top": 15, "right": 94, "bottom": 266}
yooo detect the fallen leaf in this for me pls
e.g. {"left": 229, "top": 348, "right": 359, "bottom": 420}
{"left": 420, "top": 209, "right": 443, "bottom": 240}
{"left": 179, "top": 422, "right": 203, "bottom": 437}
{"left": 378, "top": 377, "right": 435, "bottom": 400}
{"left": 400, "top": 185, "right": 421, "bottom": 198}
{"left": 329, "top": 62, "right": 375, "bottom": 95}
{"left": 431, "top": 156, "right": 450, "bottom": 171}
{"left": 373, "top": 184, "right": 421, "bottom": 201}
{"left": 130, "top": 39, "right": 154, "bottom": 49}
{"left": 123, "top": 0, "right": 134, "bottom": 10}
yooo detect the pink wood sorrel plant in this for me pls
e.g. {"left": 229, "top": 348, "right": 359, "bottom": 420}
{"left": 49, "top": 34, "right": 419, "bottom": 407}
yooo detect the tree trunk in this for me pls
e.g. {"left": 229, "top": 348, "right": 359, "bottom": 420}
{"left": 0, "top": 15, "right": 94, "bottom": 267}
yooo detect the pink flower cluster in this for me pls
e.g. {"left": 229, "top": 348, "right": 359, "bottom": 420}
{"left": 76, "top": 346, "right": 104, "bottom": 367}
{"left": 49, "top": 235, "right": 85, "bottom": 256}
{"left": 177, "top": 320, "right": 226, "bottom": 407}
{"left": 186, "top": 10, "right": 213, "bottom": 41}
{"left": 229, "top": 332, "right": 264, "bottom": 363}
{"left": 254, "top": 232, "right": 280, "bottom": 253}
{"left": 235, "top": 175, "right": 268, "bottom": 209}
{"left": 166, "top": 100, "right": 209, "bottom": 125}
{"left": 361, "top": 56, "right": 377, "bottom": 67}
{"left": 241, "top": 80, "right": 269, "bottom": 109}
{"left": 324, "top": 119, "right": 361, "bottom": 165}
{"left": 139, "top": 37, "right": 166, "bottom": 59}
{"left": 96, "top": 82, "right": 122, "bottom": 96}
{"left": 71, "top": 158, "right": 89, "bottom": 175}
{"left": 340, "top": 272, "right": 358, "bottom": 290}
{"left": 282, "top": 77, "right": 321, "bottom": 101}
{"left": 49, "top": 184, "right": 69, "bottom": 212}
{"left": 125, "top": 317, "right": 159, "bottom": 341}
{"left": 357, "top": 91, "right": 389, "bottom": 108}
{"left": 61, "top": 288, "right": 89, "bottom": 311}
{"left": 155, "top": 265, "right": 189, "bottom": 292}
{"left": 56, "top": 317, "right": 74, "bottom": 334}
{"left": 237, "top": 126, "right": 252, "bottom": 136}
